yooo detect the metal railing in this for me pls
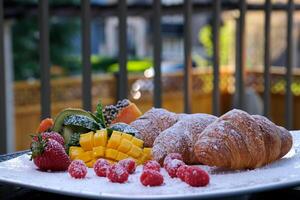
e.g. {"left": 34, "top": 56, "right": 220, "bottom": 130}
{"left": 0, "top": 0, "right": 298, "bottom": 153}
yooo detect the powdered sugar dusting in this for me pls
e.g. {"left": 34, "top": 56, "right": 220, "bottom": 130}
{"left": 130, "top": 108, "right": 178, "bottom": 147}
{"left": 152, "top": 113, "right": 217, "bottom": 164}
{"left": 0, "top": 132, "right": 299, "bottom": 199}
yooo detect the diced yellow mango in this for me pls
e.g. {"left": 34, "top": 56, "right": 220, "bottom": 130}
{"left": 122, "top": 133, "right": 133, "bottom": 141}
{"left": 106, "top": 159, "right": 117, "bottom": 164}
{"left": 143, "top": 148, "right": 152, "bottom": 160}
{"left": 86, "top": 159, "right": 96, "bottom": 168}
{"left": 112, "top": 131, "right": 122, "bottom": 136}
{"left": 127, "top": 145, "right": 142, "bottom": 158}
{"left": 138, "top": 153, "right": 148, "bottom": 164}
{"left": 76, "top": 151, "right": 93, "bottom": 163}
{"left": 131, "top": 137, "right": 144, "bottom": 148}
{"left": 80, "top": 132, "right": 94, "bottom": 151}
{"left": 117, "top": 139, "right": 132, "bottom": 153}
{"left": 93, "top": 129, "right": 107, "bottom": 147}
{"left": 93, "top": 146, "right": 105, "bottom": 158}
{"left": 105, "top": 148, "right": 118, "bottom": 160}
{"left": 69, "top": 146, "right": 84, "bottom": 160}
{"left": 107, "top": 133, "right": 121, "bottom": 149}
{"left": 143, "top": 148, "right": 152, "bottom": 156}
{"left": 116, "top": 151, "right": 128, "bottom": 161}
{"left": 147, "top": 154, "right": 153, "bottom": 160}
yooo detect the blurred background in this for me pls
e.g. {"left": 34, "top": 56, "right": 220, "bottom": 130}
{"left": 1, "top": 0, "right": 300, "bottom": 152}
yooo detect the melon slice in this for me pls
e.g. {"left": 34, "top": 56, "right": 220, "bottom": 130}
{"left": 112, "top": 103, "right": 142, "bottom": 124}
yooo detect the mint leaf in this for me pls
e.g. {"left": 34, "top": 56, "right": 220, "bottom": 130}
{"left": 96, "top": 99, "right": 106, "bottom": 128}
{"left": 88, "top": 111, "right": 101, "bottom": 123}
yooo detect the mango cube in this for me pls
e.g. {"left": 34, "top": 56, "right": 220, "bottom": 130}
{"left": 131, "top": 137, "right": 144, "bottom": 148}
{"left": 143, "top": 148, "right": 152, "bottom": 155}
{"left": 106, "top": 159, "right": 117, "bottom": 164}
{"left": 69, "top": 146, "right": 84, "bottom": 160}
{"left": 127, "top": 145, "right": 142, "bottom": 158}
{"left": 143, "top": 148, "right": 152, "bottom": 159}
{"left": 80, "top": 132, "right": 94, "bottom": 151}
{"left": 117, "top": 139, "right": 132, "bottom": 153}
{"left": 112, "top": 131, "right": 122, "bottom": 137}
{"left": 116, "top": 151, "right": 128, "bottom": 161}
{"left": 86, "top": 159, "right": 96, "bottom": 168}
{"left": 138, "top": 153, "right": 148, "bottom": 164}
{"left": 93, "top": 146, "right": 105, "bottom": 158}
{"left": 105, "top": 148, "right": 118, "bottom": 160}
{"left": 76, "top": 151, "right": 93, "bottom": 163}
{"left": 93, "top": 129, "right": 107, "bottom": 147}
{"left": 122, "top": 133, "right": 133, "bottom": 141}
{"left": 107, "top": 133, "right": 121, "bottom": 149}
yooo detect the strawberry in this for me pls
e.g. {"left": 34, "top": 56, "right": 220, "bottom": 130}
{"left": 32, "top": 131, "right": 65, "bottom": 146}
{"left": 30, "top": 135, "right": 70, "bottom": 171}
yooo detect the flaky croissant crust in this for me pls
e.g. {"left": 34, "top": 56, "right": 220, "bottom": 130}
{"left": 194, "top": 109, "right": 293, "bottom": 169}
{"left": 131, "top": 108, "right": 293, "bottom": 170}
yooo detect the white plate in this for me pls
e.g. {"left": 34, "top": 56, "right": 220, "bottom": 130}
{"left": 0, "top": 131, "right": 300, "bottom": 200}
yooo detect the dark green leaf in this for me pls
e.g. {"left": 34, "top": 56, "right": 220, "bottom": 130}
{"left": 96, "top": 99, "right": 106, "bottom": 128}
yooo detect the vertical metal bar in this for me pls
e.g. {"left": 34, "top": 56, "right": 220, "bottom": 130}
{"left": 263, "top": 0, "right": 271, "bottom": 117}
{"left": 153, "top": 0, "right": 162, "bottom": 108}
{"left": 235, "top": 0, "right": 246, "bottom": 110}
{"left": 286, "top": 0, "right": 294, "bottom": 129}
{"left": 81, "top": 0, "right": 92, "bottom": 111}
{"left": 118, "top": 0, "right": 128, "bottom": 100}
{"left": 39, "top": 0, "right": 51, "bottom": 119}
{"left": 212, "top": 0, "right": 221, "bottom": 116}
{"left": 0, "top": 0, "right": 7, "bottom": 153}
{"left": 184, "top": 0, "right": 193, "bottom": 113}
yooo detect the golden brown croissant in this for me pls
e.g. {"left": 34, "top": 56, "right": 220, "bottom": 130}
{"left": 194, "top": 109, "right": 293, "bottom": 169}
{"left": 152, "top": 113, "right": 217, "bottom": 164}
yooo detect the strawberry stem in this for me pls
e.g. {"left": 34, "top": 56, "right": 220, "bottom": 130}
{"left": 30, "top": 134, "right": 47, "bottom": 159}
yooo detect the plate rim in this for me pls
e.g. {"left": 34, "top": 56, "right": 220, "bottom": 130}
{"left": 0, "top": 169, "right": 300, "bottom": 200}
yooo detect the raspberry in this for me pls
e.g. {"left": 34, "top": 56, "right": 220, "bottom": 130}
{"left": 68, "top": 160, "right": 87, "bottom": 179}
{"left": 184, "top": 166, "right": 210, "bottom": 187}
{"left": 107, "top": 164, "right": 129, "bottom": 183}
{"left": 94, "top": 159, "right": 110, "bottom": 177}
{"left": 118, "top": 158, "right": 136, "bottom": 174}
{"left": 164, "top": 159, "right": 185, "bottom": 178}
{"left": 176, "top": 165, "right": 189, "bottom": 181}
{"left": 163, "top": 153, "right": 183, "bottom": 168}
{"left": 143, "top": 160, "right": 161, "bottom": 172}
{"left": 140, "top": 170, "right": 164, "bottom": 187}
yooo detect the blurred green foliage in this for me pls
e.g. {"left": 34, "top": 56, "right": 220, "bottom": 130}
{"left": 12, "top": 16, "right": 80, "bottom": 80}
{"left": 108, "top": 59, "right": 152, "bottom": 73}
{"left": 196, "top": 21, "right": 234, "bottom": 67}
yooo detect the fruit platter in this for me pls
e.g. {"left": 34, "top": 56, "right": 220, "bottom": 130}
{"left": 1, "top": 99, "right": 300, "bottom": 199}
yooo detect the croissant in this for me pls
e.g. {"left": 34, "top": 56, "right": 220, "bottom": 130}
{"left": 152, "top": 113, "right": 217, "bottom": 164}
{"left": 194, "top": 109, "right": 293, "bottom": 169}
{"left": 130, "top": 108, "right": 178, "bottom": 147}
